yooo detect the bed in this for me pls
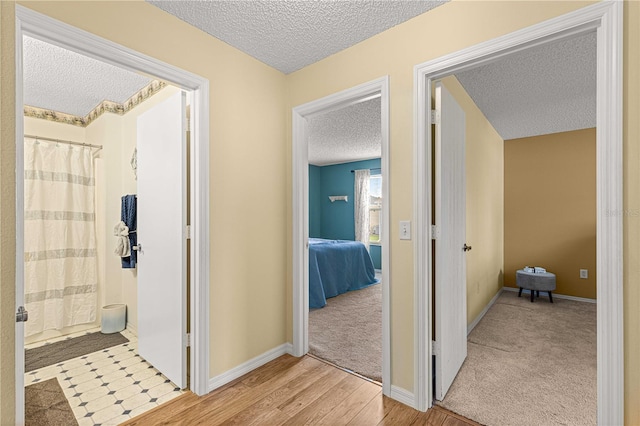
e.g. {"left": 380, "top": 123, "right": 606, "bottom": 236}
{"left": 309, "top": 238, "right": 379, "bottom": 309}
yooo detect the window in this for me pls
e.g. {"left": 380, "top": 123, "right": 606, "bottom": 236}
{"left": 369, "top": 174, "right": 382, "bottom": 243}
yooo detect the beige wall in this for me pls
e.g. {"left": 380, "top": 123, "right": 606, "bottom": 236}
{"left": 0, "top": 1, "right": 638, "bottom": 424}
{"left": 0, "top": 2, "right": 16, "bottom": 423}
{"left": 440, "top": 76, "right": 504, "bottom": 326}
{"left": 504, "top": 129, "right": 597, "bottom": 299}
{"left": 623, "top": 1, "right": 640, "bottom": 422}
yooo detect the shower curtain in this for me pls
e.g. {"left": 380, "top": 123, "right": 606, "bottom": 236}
{"left": 24, "top": 139, "right": 98, "bottom": 337}
{"left": 354, "top": 169, "right": 370, "bottom": 249}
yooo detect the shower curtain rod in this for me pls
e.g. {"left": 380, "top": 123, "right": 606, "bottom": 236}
{"left": 24, "top": 134, "right": 103, "bottom": 150}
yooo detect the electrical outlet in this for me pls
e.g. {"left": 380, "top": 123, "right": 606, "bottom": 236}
{"left": 580, "top": 269, "right": 588, "bottom": 279}
{"left": 399, "top": 221, "right": 411, "bottom": 240}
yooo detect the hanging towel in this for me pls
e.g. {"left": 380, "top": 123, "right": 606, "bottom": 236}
{"left": 121, "top": 194, "right": 137, "bottom": 268}
{"left": 113, "top": 221, "right": 131, "bottom": 257}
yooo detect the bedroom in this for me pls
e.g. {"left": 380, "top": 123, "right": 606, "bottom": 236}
{"left": 306, "top": 95, "right": 384, "bottom": 384}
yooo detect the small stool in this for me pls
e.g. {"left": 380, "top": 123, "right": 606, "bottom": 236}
{"left": 516, "top": 270, "right": 556, "bottom": 303}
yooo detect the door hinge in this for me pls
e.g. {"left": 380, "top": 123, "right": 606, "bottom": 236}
{"left": 186, "top": 225, "right": 191, "bottom": 240}
{"left": 16, "top": 306, "right": 29, "bottom": 323}
{"left": 431, "top": 109, "right": 441, "bottom": 125}
{"left": 186, "top": 333, "right": 191, "bottom": 347}
{"left": 432, "top": 340, "right": 439, "bottom": 356}
{"left": 431, "top": 225, "right": 439, "bottom": 240}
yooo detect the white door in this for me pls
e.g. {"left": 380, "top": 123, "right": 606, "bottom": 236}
{"left": 137, "top": 91, "right": 188, "bottom": 389}
{"left": 434, "top": 81, "right": 467, "bottom": 400}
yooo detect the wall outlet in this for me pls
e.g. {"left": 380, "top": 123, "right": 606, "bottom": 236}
{"left": 399, "top": 221, "right": 411, "bottom": 240}
{"left": 580, "top": 269, "right": 588, "bottom": 279}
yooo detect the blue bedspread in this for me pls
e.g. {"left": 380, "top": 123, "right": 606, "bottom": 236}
{"left": 309, "top": 238, "right": 379, "bottom": 309}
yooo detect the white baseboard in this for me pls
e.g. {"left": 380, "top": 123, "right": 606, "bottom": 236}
{"left": 502, "top": 286, "right": 596, "bottom": 303}
{"left": 208, "top": 343, "right": 294, "bottom": 392}
{"left": 467, "top": 289, "right": 503, "bottom": 335}
{"left": 390, "top": 385, "right": 416, "bottom": 409}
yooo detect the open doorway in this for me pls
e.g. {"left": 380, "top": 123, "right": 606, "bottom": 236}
{"left": 413, "top": 2, "right": 623, "bottom": 424}
{"left": 431, "top": 30, "right": 598, "bottom": 425}
{"left": 292, "top": 77, "right": 391, "bottom": 396}
{"left": 14, "top": 6, "right": 210, "bottom": 424}
{"left": 306, "top": 96, "right": 383, "bottom": 383}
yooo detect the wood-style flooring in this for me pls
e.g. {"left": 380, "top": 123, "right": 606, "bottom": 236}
{"left": 122, "top": 354, "right": 479, "bottom": 426}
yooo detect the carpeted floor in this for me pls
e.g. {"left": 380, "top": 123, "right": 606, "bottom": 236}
{"left": 309, "top": 281, "right": 382, "bottom": 382}
{"left": 438, "top": 291, "right": 596, "bottom": 426}
{"left": 25, "top": 331, "right": 128, "bottom": 372}
{"left": 25, "top": 378, "right": 78, "bottom": 426}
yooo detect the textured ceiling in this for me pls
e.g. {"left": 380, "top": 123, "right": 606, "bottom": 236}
{"left": 308, "top": 97, "right": 381, "bottom": 166}
{"left": 23, "top": 36, "right": 153, "bottom": 117}
{"left": 454, "top": 32, "right": 596, "bottom": 141}
{"left": 148, "top": 0, "right": 447, "bottom": 74}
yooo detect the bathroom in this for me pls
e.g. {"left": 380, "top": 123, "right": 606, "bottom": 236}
{"left": 22, "top": 35, "right": 186, "bottom": 425}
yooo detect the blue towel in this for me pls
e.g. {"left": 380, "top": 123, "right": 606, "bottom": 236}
{"left": 121, "top": 194, "right": 137, "bottom": 268}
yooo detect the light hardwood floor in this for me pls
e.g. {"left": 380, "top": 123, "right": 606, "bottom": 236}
{"left": 122, "top": 354, "right": 479, "bottom": 425}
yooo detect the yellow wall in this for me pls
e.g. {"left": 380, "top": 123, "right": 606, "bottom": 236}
{"left": 623, "top": 1, "right": 640, "bottom": 422}
{"left": 440, "top": 76, "right": 504, "bottom": 326}
{"left": 504, "top": 129, "right": 597, "bottom": 299}
{"left": 0, "top": 2, "right": 16, "bottom": 422}
{"left": 0, "top": 1, "right": 638, "bottom": 424}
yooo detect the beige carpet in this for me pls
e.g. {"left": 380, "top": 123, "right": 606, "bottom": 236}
{"left": 438, "top": 291, "right": 596, "bottom": 426}
{"left": 309, "top": 282, "right": 381, "bottom": 382}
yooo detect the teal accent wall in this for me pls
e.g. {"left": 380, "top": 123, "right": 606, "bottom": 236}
{"left": 309, "top": 165, "right": 322, "bottom": 237}
{"left": 308, "top": 158, "right": 382, "bottom": 269}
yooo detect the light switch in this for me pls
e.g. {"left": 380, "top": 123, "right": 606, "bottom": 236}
{"left": 400, "top": 221, "right": 411, "bottom": 240}
{"left": 580, "top": 269, "right": 588, "bottom": 279}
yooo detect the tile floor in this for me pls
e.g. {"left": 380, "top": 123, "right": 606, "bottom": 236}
{"left": 25, "top": 327, "right": 184, "bottom": 425}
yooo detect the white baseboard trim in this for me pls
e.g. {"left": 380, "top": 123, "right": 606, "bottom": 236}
{"left": 208, "top": 343, "right": 294, "bottom": 392}
{"left": 502, "top": 286, "right": 596, "bottom": 303}
{"left": 390, "top": 385, "right": 416, "bottom": 409}
{"left": 467, "top": 289, "right": 503, "bottom": 336}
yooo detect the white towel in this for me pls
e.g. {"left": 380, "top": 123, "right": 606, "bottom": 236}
{"left": 113, "top": 221, "right": 131, "bottom": 257}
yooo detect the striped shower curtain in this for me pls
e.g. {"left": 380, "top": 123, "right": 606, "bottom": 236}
{"left": 24, "top": 139, "right": 98, "bottom": 337}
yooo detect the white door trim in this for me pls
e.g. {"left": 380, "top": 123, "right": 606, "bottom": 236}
{"left": 413, "top": 2, "right": 623, "bottom": 423}
{"left": 14, "top": 7, "right": 211, "bottom": 418}
{"left": 292, "top": 77, "right": 391, "bottom": 396}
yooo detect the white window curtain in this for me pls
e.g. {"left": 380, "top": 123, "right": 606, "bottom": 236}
{"left": 354, "top": 169, "right": 370, "bottom": 249}
{"left": 23, "top": 139, "right": 98, "bottom": 336}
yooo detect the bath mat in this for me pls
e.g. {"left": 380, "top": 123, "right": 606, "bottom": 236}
{"left": 25, "top": 377, "right": 78, "bottom": 426}
{"left": 26, "top": 331, "right": 128, "bottom": 372}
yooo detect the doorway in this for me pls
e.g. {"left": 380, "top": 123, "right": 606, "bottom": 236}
{"left": 292, "top": 77, "right": 391, "bottom": 396}
{"left": 413, "top": 2, "right": 623, "bottom": 423}
{"left": 14, "top": 6, "right": 210, "bottom": 424}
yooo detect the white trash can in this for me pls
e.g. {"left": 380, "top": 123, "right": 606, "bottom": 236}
{"left": 101, "top": 304, "right": 126, "bottom": 334}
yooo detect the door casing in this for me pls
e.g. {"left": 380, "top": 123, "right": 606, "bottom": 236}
{"left": 14, "top": 6, "right": 211, "bottom": 422}
{"left": 292, "top": 77, "right": 391, "bottom": 397}
{"left": 413, "top": 2, "right": 623, "bottom": 424}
